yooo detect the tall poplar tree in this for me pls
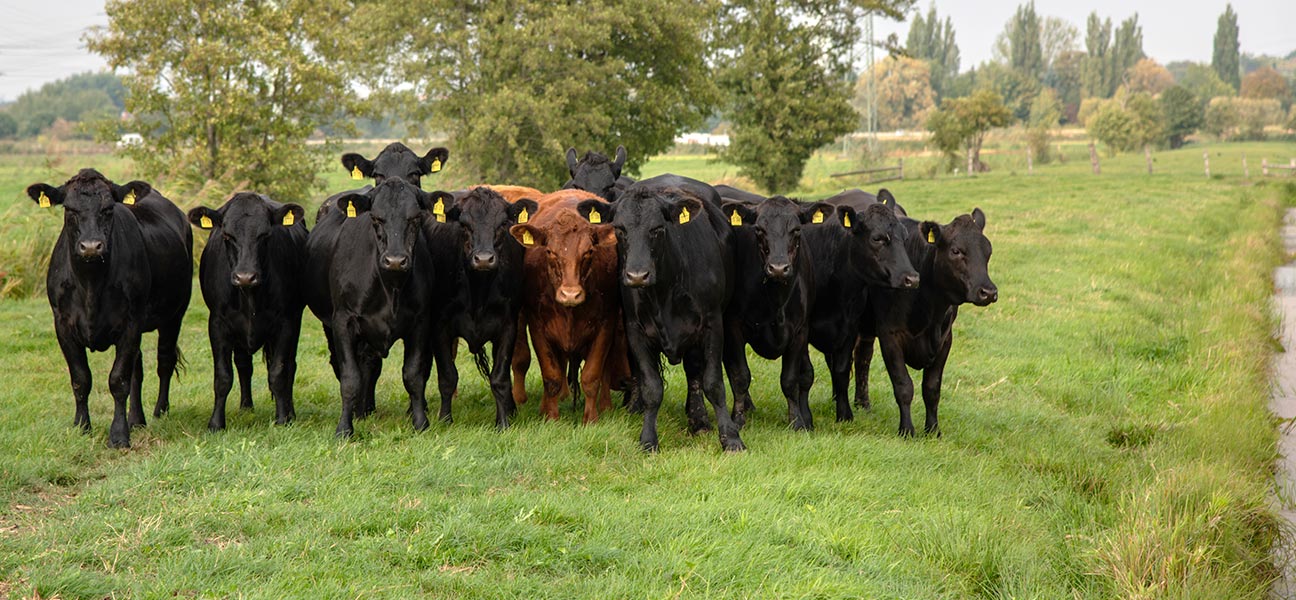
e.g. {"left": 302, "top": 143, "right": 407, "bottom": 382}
{"left": 1213, "top": 4, "right": 1241, "bottom": 91}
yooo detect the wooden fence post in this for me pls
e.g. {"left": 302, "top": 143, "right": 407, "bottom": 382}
{"left": 1144, "top": 145, "right": 1152, "bottom": 174}
{"left": 1089, "top": 142, "right": 1100, "bottom": 174}
{"left": 1264, "top": 158, "right": 1270, "bottom": 176}
{"left": 1027, "top": 147, "right": 1033, "bottom": 175}
{"left": 967, "top": 152, "right": 973, "bottom": 177}
{"left": 1243, "top": 154, "right": 1249, "bottom": 179}
{"left": 1203, "top": 151, "right": 1210, "bottom": 178}
{"left": 898, "top": 158, "right": 903, "bottom": 180}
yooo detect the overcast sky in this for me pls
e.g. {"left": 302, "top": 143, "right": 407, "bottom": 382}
{"left": 1, "top": 0, "right": 1293, "bottom": 102}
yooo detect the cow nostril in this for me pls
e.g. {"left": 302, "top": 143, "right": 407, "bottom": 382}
{"left": 471, "top": 252, "right": 497, "bottom": 270}
{"left": 382, "top": 255, "right": 410, "bottom": 271}
{"left": 766, "top": 263, "right": 791, "bottom": 278}
{"left": 77, "top": 241, "right": 105, "bottom": 257}
{"left": 624, "top": 270, "right": 650, "bottom": 287}
{"left": 232, "top": 272, "right": 260, "bottom": 287}
{"left": 902, "top": 273, "right": 920, "bottom": 288}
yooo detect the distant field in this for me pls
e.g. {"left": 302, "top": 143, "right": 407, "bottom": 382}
{"left": 1, "top": 142, "right": 1295, "bottom": 597}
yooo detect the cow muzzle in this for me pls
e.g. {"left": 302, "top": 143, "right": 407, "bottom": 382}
{"left": 76, "top": 240, "right": 106, "bottom": 260}
{"left": 973, "top": 284, "right": 998, "bottom": 306}
{"left": 556, "top": 286, "right": 586, "bottom": 307}
{"left": 764, "top": 262, "right": 792, "bottom": 281}
{"left": 231, "top": 271, "right": 260, "bottom": 288}
{"left": 470, "top": 252, "right": 497, "bottom": 271}
{"left": 381, "top": 254, "right": 410, "bottom": 272}
{"left": 623, "top": 270, "right": 652, "bottom": 288}
{"left": 900, "top": 272, "right": 920, "bottom": 289}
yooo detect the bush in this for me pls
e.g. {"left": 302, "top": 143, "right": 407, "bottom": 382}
{"left": 1205, "top": 97, "right": 1284, "bottom": 140}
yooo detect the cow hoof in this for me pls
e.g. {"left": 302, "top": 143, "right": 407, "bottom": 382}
{"left": 108, "top": 435, "right": 130, "bottom": 449}
{"left": 239, "top": 403, "right": 254, "bottom": 411}
{"left": 129, "top": 419, "right": 147, "bottom": 429}
{"left": 791, "top": 420, "right": 811, "bottom": 432}
{"left": 731, "top": 411, "right": 747, "bottom": 429}
{"left": 335, "top": 427, "right": 354, "bottom": 439}
{"left": 721, "top": 437, "right": 746, "bottom": 453}
{"left": 687, "top": 418, "right": 713, "bottom": 435}
{"left": 438, "top": 413, "right": 453, "bottom": 425}
{"left": 639, "top": 439, "right": 660, "bottom": 453}
{"left": 898, "top": 426, "right": 915, "bottom": 437}
{"left": 208, "top": 420, "right": 226, "bottom": 432}
{"left": 412, "top": 415, "right": 429, "bottom": 432}
{"left": 153, "top": 406, "right": 169, "bottom": 418}
{"left": 855, "top": 397, "right": 872, "bottom": 411}
{"left": 835, "top": 411, "right": 854, "bottom": 423}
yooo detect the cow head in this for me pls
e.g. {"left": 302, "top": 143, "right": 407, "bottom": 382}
{"left": 722, "top": 196, "right": 823, "bottom": 283}
{"left": 511, "top": 204, "right": 609, "bottom": 307}
{"left": 876, "top": 188, "right": 907, "bottom": 216}
{"left": 446, "top": 187, "right": 538, "bottom": 272}
{"left": 564, "top": 145, "right": 626, "bottom": 202}
{"left": 335, "top": 180, "right": 449, "bottom": 273}
{"left": 834, "top": 203, "right": 919, "bottom": 289}
{"left": 340, "top": 143, "right": 449, "bottom": 186}
{"left": 577, "top": 187, "right": 701, "bottom": 288}
{"left": 922, "top": 208, "right": 997, "bottom": 306}
{"left": 188, "top": 193, "right": 304, "bottom": 289}
{"left": 27, "top": 169, "right": 151, "bottom": 262}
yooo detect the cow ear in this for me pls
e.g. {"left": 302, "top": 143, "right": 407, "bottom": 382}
{"left": 877, "top": 189, "right": 895, "bottom": 207}
{"left": 26, "top": 183, "right": 63, "bottom": 208}
{"left": 566, "top": 147, "right": 579, "bottom": 175}
{"left": 835, "top": 205, "right": 859, "bottom": 231}
{"left": 422, "top": 147, "right": 448, "bottom": 174}
{"left": 577, "top": 199, "right": 613, "bottom": 224}
{"left": 721, "top": 201, "right": 756, "bottom": 227}
{"left": 920, "top": 221, "right": 942, "bottom": 245}
{"left": 665, "top": 196, "right": 703, "bottom": 225}
{"left": 799, "top": 202, "right": 829, "bottom": 225}
{"left": 115, "top": 180, "right": 151, "bottom": 205}
{"left": 510, "top": 224, "right": 543, "bottom": 247}
{"left": 970, "top": 208, "right": 986, "bottom": 230}
{"left": 423, "top": 190, "right": 454, "bottom": 222}
{"left": 612, "top": 145, "right": 627, "bottom": 176}
{"left": 508, "top": 198, "right": 539, "bottom": 224}
{"left": 274, "top": 203, "right": 305, "bottom": 227}
{"left": 337, "top": 193, "right": 371, "bottom": 218}
{"left": 188, "top": 206, "right": 222, "bottom": 230}
{"left": 341, "top": 153, "right": 373, "bottom": 180}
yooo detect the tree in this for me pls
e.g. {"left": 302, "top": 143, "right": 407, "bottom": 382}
{"left": 1083, "top": 12, "right": 1114, "bottom": 97}
{"left": 1204, "top": 97, "right": 1283, "bottom": 139}
{"left": 857, "top": 56, "right": 935, "bottom": 131}
{"left": 1048, "top": 50, "right": 1086, "bottom": 121}
{"left": 925, "top": 88, "right": 1012, "bottom": 172}
{"left": 1126, "top": 59, "right": 1174, "bottom": 95}
{"left": 365, "top": 0, "right": 717, "bottom": 189}
{"left": 717, "top": 0, "right": 913, "bottom": 192}
{"left": 1240, "top": 67, "right": 1292, "bottom": 105}
{"left": 1161, "top": 85, "right": 1204, "bottom": 148}
{"left": 1041, "top": 17, "right": 1079, "bottom": 76}
{"left": 1181, "top": 63, "right": 1236, "bottom": 105}
{"left": 1213, "top": 4, "right": 1241, "bottom": 91}
{"left": 1088, "top": 102, "right": 1137, "bottom": 155}
{"left": 905, "top": 4, "right": 960, "bottom": 101}
{"left": 87, "top": 0, "right": 357, "bottom": 203}
{"left": 1110, "top": 14, "right": 1145, "bottom": 82}
{"left": 1006, "top": 2, "right": 1044, "bottom": 82}
{"left": 978, "top": 61, "right": 1039, "bottom": 122}
{"left": 1086, "top": 91, "right": 1162, "bottom": 155}
{"left": 0, "top": 112, "right": 16, "bottom": 139}
{"left": 5, "top": 72, "right": 124, "bottom": 138}
{"left": 1026, "top": 87, "right": 1061, "bottom": 163}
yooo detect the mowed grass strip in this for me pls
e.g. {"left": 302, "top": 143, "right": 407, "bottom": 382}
{"left": 0, "top": 142, "right": 1293, "bottom": 598}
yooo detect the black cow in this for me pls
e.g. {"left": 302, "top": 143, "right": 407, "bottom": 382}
{"left": 803, "top": 200, "right": 919, "bottom": 423}
{"left": 856, "top": 209, "right": 997, "bottom": 436}
{"left": 188, "top": 193, "right": 308, "bottom": 431}
{"left": 720, "top": 196, "right": 825, "bottom": 431}
{"left": 715, "top": 184, "right": 767, "bottom": 204}
{"left": 27, "top": 169, "right": 191, "bottom": 448}
{"left": 577, "top": 185, "right": 743, "bottom": 452}
{"left": 426, "top": 187, "right": 538, "bottom": 428}
{"left": 822, "top": 188, "right": 907, "bottom": 217}
{"left": 311, "top": 180, "right": 452, "bottom": 437}
{"left": 563, "top": 145, "right": 634, "bottom": 202}
{"left": 306, "top": 144, "right": 449, "bottom": 417}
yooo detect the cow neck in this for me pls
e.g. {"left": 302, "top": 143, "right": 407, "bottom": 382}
{"left": 908, "top": 241, "right": 958, "bottom": 330}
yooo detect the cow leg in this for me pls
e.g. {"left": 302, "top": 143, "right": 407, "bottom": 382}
{"left": 701, "top": 329, "right": 744, "bottom": 452}
{"left": 232, "top": 350, "right": 254, "bottom": 410}
{"left": 854, "top": 335, "right": 875, "bottom": 411}
{"left": 266, "top": 316, "right": 300, "bottom": 426}
{"left": 401, "top": 334, "right": 431, "bottom": 432}
{"left": 580, "top": 328, "right": 615, "bottom": 424}
{"left": 626, "top": 329, "right": 664, "bottom": 452}
{"left": 682, "top": 355, "right": 712, "bottom": 435}
{"left": 127, "top": 352, "right": 146, "bottom": 428}
{"left": 357, "top": 354, "right": 381, "bottom": 418}
{"left": 532, "top": 333, "right": 565, "bottom": 421}
{"left": 779, "top": 349, "right": 810, "bottom": 431}
{"left": 322, "top": 325, "right": 340, "bottom": 380}
{"left": 107, "top": 332, "right": 143, "bottom": 448}
{"left": 797, "top": 348, "right": 816, "bottom": 430}
{"left": 878, "top": 334, "right": 916, "bottom": 437}
{"left": 921, "top": 334, "right": 954, "bottom": 437}
{"left": 57, "top": 335, "right": 93, "bottom": 433}
{"left": 154, "top": 315, "right": 182, "bottom": 417}
{"left": 511, "top": 315, "right": 530, "bottom": 406}
{"left": 433, "top": 334, "right": 460, "bottom": 424}
{"left": 333, "top": 327, "right": 362, "bottom": 438}
{"left": 489, "top": 325, "right": 520, "bottom": 429}
{"left": 209, "top": 341, "right": 234, "bottom": 432}
{"left": 827, "top": 343, "right": 855, "bottom": 422}
{"left": 721, "top": 319, "right": 754, "bottom": 429}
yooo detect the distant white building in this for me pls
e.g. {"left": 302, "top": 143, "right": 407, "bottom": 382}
{"left": 673, "top": 132, "right": 730, "bottom": 147}
{"left": 116, "top": 133, "right": 143, "bottom": 148}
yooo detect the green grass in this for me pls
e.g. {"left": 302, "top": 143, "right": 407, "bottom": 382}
{"left": 1, "top": 141, "right": 1294, "bottom": 597}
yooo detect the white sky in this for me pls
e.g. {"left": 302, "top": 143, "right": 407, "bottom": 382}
{"left": 0, "top": 0, "right": 1293, "bottom": 102}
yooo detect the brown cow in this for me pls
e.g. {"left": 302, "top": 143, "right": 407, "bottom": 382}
{"left": 478, "top": 185, "right": 543, "bottom": 203}
{"left": 508, "top": 189, "right": 631, "bottom": 422}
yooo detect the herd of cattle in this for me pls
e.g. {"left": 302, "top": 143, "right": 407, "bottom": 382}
{"left": 24, "top": 143, "right": 997, "bottom": 451}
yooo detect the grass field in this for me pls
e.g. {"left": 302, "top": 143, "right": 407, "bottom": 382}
{"left": 1, "top": 141, "right": 1296, "bottom": 597}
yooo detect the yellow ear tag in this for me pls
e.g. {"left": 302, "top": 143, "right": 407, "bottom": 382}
{"left": 679, "top": 207, "right": 690, "bottom": 224}
{"left": 521, "top": 230, "right": 535, "bottom": 246}
{"left": 351, "top": 165, "right": 363, "bottom": 180}
{"left": 729, "top": 211, "right": 742, "bottom": 226}
{"left": 812, "top": 210, "right": 823, "bottom": 224}
{"left": 430, "top": 158, "right": 442, "bottom": 173}
{"left": 842, "top": 213, "right": 852, "bottom": 228}
{"left": 282, "top": 212, "right": 295, "bottom": 226}
{"left": 927, "top": 230, "right": 935, "bottom": 244}
{"left": 589, "top": 209, "right": 602, "bottom": 224}
{"left": 123, "top": 190, "right": 136, "bottom": 205}
{"left": 38, "top": 191, "right": 51, "bottom": 208}
{"left": 200, "top": 215, "right": 213, "bottom": 229}
{"left": 346, "top": 201, "right": 357, "bottom": 218}
{"left": 518, "top": 207, "right": 529, "bottom": 224}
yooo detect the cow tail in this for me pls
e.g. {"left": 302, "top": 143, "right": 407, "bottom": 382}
{"left": 174, "top": 345, "right": 187, "bottom": 377}
{"left": 473, "top": 348, "right": 491, "bottom": 381}
{"left": 567, "top": 360, "right": 582, "bottom": 409}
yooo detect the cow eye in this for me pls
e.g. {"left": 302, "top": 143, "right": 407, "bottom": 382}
{"left": 951, "top": 247, "right": 964, "bottom": 256}
{"left": 650, "top": 226, "right": 665, "bottom": 238}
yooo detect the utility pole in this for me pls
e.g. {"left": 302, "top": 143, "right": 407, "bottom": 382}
{"left": 863, "top": 10, "right": 877, "bottom": 157}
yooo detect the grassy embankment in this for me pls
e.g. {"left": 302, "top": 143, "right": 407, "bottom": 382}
{"left": 0, "top": 141, "right": 1294, "bottom": 597}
